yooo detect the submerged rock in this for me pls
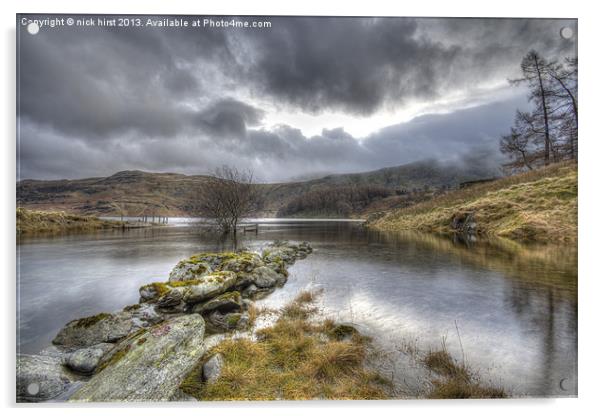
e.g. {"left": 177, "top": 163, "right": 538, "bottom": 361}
{"left": 70, "top": 314, "right": 207, "bottom": 402}
{"left": 17, "top": 354, "right": 76, "bottom": 402}
{"left": 202, "top": 353, "right": 224, "bottom": 384}
{"left": 53, "top": 312, "right": 133, "bottom": 348}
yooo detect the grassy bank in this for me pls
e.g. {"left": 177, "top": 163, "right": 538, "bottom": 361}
{"left": 370, "top": 162, "right": 577, "bottom": 243}
{"left": 16, "top": 207, "right": 123, "bottom": 235}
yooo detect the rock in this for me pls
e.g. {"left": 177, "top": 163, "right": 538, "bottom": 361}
{"left": 202, "top": 353, "right": 224, "bottom": 384}
{"left": 157, "top": 289, "right": 183, "bottom": 308}
{"left": 221, "top": 252, "right": 264, "bottom": 274}
{"left": 250, "top": 266, "right": 287, "bottom": 288}
{"left": 192, "top": 291, "right": 242, "bottom": 314}
{"left": 181, "top": 272, "right": 238, "bottom": 304}
{"left": 262, "top": 241, "right": 312, "bottom": 266}
{"left": 65, "top": 344, "right": 113, "bottom": 374}
{"left": 207, "top": 311, "right": 249, "bottom": 332}
{"left": 126, "top": 303, "right": 165, "bottom": 328}
{"left": 53, "top": 312, "right": 133, "bottom": 348}
{"left": 329, "top": 323, "right": 360, "bottom": 342}
{"left": 139, "top": 272, "right": 238, "bottom": 306}
{"left": 451, "top": 211, "right": 477, "bottom": 235}
{"left": 241, "top": 284, "right": 259, "bottom": 298}
{"left": 169, "top": 260, "right": 212, "bottom": 282}
{"left": 69, "top": 314, "right": 207, "bottom": 402}
{"left": 17, "top": 354, "right": 76, "bottom": 402}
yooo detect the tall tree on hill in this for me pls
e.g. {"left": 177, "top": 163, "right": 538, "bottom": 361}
{"left": 547, "top": 57, "right": 578, "bottom": 159}
{"left": 510, "top": 50, "right": 554, "bottom": 165}
{"left": 501, "top": 51, "right": 577, "bottom": 171}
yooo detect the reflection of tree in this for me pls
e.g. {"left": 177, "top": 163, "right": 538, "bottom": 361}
{"left": 504, "top": 278, "right": 577, "bottom": 396}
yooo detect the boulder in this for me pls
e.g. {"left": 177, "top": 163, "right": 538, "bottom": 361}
{"left": 192, "top": 291, "right": 242, "bottom": 314}
{"left": 181, "top": 272, "right": 238, "bottom": 304}
{"left": 202, "top": 353, "right": 224, "bottom": 384}
{"left": 64, "top": 344, "right": 113, "bottom": 374}
{"left": 69, "top": 314, "right": 206, "bottom": 402}
{"left": 52, "top": 312, "right": 133, "bottom": 348}
{"left": 124, "top": 303, "right": 165, "bottom": 327}
{"left": 241, "top": 284, "right": 259, "bottom": 298}
{"left": 169, "top": 260, "right": 212, "bottom": 283}
{"left": 139, "top": 271, "right": 238, "bottom": 306}
{"left": 262, "top": 241, "right": 312, "bottom": 265}
{"left": 220, "top": 252, "right": 264, "bottom": 274}
{"left": 250, "top": 266, "right": 287, "bottom": 288}
{"left": 17, "top": 354, "right": 76, "bottom": 402}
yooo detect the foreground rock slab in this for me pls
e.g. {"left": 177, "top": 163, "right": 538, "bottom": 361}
{"left": 17, "top": 354, "right": 76, "bottom": 402}
{"left": 69, "top": 314, "right": 206, "bottom": 402}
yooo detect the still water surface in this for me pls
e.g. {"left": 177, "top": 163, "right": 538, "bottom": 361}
{"left": 17, "top": 219, "right": 577, "bottom": 397}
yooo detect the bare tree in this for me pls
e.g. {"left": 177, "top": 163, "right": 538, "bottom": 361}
{"left": 500, "top": 128, "right": 534, "bottom": 171}
{"left": 196, "top": 166, "right": 261, "bottom": 234}
{"left": 501, "top": 51, "right": 577, "bottom": 171}
{"left": 546, "top": 57, "right": 578, "bottom": 159}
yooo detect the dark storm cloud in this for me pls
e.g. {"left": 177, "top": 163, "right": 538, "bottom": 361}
{"left": 237, "top": 17, "right": 576, "bottom": 115}
{"left": 194, "top": 98, "right": 266, "bottom": 138}
{"left": 19, "top": 94, "right": 525, "bottom": 181}
{"left": 17, "top": 15, "right": 576, "bottom": 180}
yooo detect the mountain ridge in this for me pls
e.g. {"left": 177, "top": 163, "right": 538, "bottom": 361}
{"left": 17, "top": 160, "right": 498, "bottom": 218}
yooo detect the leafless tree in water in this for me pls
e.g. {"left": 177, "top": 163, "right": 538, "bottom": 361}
{"left": 196, "top": 165, "right": 262, "bottom": 234}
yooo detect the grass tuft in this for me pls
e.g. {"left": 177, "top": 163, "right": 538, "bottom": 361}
{"left": 423, "top": 347, "right": 506, "bottom": 399}
{"left": 180, "top": 290, "right": 389, "bottom": 400}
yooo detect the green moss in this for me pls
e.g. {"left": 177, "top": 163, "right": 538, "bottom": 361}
{"left": 123, "top": 303, "right": 141, "bottom": 312}
{"left": 96, "top": 344, "right": 131, "bottom": 373}
{"left": 226, "top": 314, "right": 242, "bottom": 327}
{"left": 168, "top": 279, "right": 204, "bottom": 288}
{"left": 72, "top": 312, "right": 111, "bottom": 328}
{"left": 211, "top": 291, "right": 240, "bottom": 302}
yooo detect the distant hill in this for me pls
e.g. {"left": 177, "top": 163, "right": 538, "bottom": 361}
{"left": 17, "top": 160, "right": 499, "bottom": 218}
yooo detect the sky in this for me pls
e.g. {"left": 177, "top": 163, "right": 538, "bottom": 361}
{"left": 17, "top": 16, "right": 577, "bottom": 182}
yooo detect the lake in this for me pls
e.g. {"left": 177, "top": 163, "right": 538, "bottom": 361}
{"left": 16, "top": 219, "right": 577, "bottom": 398}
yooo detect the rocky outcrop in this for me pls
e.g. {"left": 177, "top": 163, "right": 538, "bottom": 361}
{"left": 17, "top": 354, "right": 77, "bottom": 402}
{"left": 69, "top": 315, "right": 207, "bottom": 402}
{"left": 23, "top": 241, "right": 313, "bottom": 403}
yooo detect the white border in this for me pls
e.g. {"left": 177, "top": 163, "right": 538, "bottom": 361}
{"left": 2, "top": 1, "right": 600, "bottom": 415}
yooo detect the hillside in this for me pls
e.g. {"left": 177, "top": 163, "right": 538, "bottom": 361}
{"left": 17, "top": 160, "right": 498, "bottom": 218}
{"left": 16, "top": 208, "right": 124, "bottom": 235}
{"left": 369, "top": 162, "right": 577, "bottom": 243}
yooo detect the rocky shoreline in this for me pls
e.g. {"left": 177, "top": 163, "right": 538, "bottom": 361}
{"left": 17, "top": 241, "right": 313, "bottom": 402}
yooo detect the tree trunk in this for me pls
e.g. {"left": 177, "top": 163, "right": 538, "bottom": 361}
{"left": 535, "top": 58, "right": 551, "bottom": 165}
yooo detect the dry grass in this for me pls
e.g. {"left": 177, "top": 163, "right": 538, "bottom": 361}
{"left": 423, "top": 348, "right": 506, "bottom": 399}
{"left": 16, "top": 207, "right": 122, "bottom": 234}
{"left": 371, "top": 161, "right": 577, "bottom": 243}
{"left": 180, "top": 290, "right": 390, "bottom": 400}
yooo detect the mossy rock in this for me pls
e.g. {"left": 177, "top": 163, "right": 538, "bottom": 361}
{"left": 70, "top": 315, "right": 207, "bottom": 402}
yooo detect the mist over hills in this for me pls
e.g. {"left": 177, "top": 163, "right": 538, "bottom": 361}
{"left": 17, "top": 159, "right": 499, "bottom": 218}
